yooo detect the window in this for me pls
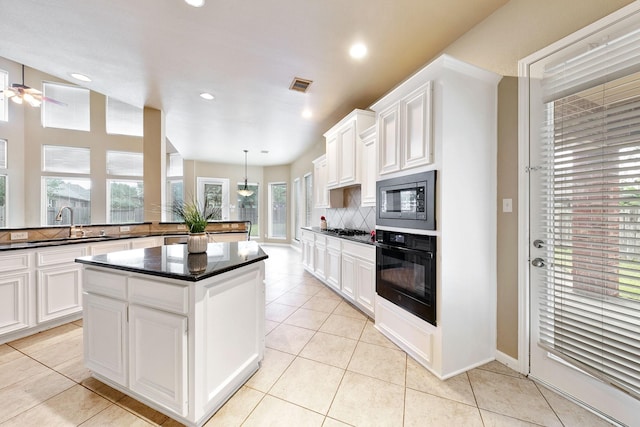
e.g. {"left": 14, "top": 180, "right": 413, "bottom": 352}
{"left": 294, "top": 178, "right": 301, "bottom": 241}
{"left": 304, "top": 173, "right": 313, "bottom": 227}
{"left": 197, "top": 177, "right": 229, "bottom": 220}
{"left": 43, "top": 177, "right": 91, "bottom": 225}
{"left": 531, "top": 23, "right": 640, "bottom": 399}
{"left": 106, "top": 150, "right": 144, "bottom": 223}
{"left": 107, "top": 151, "right": 143, "bottom": 176}
{"left": 107, "top": 180, "right": 144, "bottom": 223}
{"left": 106, "top": 97, "right": 143, "bottom": 137}
{"left": 42, "top": 82, "right": 90, "bottom": 131}
{"left": 41, "top": 145, "right": 91, "bottom": 225}
{"left": 268, "top": 182, "right": 287, "bottom": 239}
{"left": 237, "top": 183, "right": 259, "bottom": 238}
{"left": 0, "top": 139, "right": 6, "bottom": 227}
{"left": 167, "top": 153, "right": 183, "bottom": 222}
{"left": 0, "top": 69, "right": 7, "bottom": 122}
{"left": 43, "top": 145, "right": 90, "bottom": 174}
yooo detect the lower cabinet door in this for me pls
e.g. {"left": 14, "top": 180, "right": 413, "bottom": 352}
{"left": 341, "top": 254, "right": 356, "bottom": 300}
{"left": 326, "top": 248, "right": 341, "bottom": 292}
{"left": 84, "top": 293, "right": 128, "bottom": 386}
{"left": 37, "top": 264, "right": 82, "bottom": 323}
{"left": 0, "top": 272, "right": 31, "bottom": 335}
{"left": 356, "top": 259, "right": 375, "bottom": 317}
{"left": 129, "top": 305, "right": 188, "bottom": 417}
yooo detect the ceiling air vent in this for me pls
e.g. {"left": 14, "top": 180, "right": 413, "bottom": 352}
{"left": 289, "top": 77, "right": 313, "bottom": 93}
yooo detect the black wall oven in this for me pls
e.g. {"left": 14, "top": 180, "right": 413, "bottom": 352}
{"left": 376, "top": 170, "right": 436, "bottom": 230}
{"left": 376, "top": 229, "right": 437, "bottom": 326}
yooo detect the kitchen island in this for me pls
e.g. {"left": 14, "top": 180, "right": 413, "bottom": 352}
{"left": 75, "top": 241, "right": 268, "bottom": 427}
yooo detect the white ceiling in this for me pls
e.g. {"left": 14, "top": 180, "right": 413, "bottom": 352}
{"left": 0, "top": 0, "right": 508, "bottom": 166}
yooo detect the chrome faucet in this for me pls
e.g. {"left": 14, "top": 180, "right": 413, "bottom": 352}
{"left": 55, "top": 206, "right": 76, "bottom": 237}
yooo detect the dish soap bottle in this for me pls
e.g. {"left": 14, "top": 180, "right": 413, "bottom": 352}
{"left": 320, "top": 216, "right": 327, "bottom": 231}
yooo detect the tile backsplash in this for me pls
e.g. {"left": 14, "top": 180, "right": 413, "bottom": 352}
{"left": 324, "top": 186, "right": 376, "bottom": 232}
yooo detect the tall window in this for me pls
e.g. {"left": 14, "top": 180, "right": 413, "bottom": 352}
{"left": 42, "top": 145, "right": 91, "bottom": 225}
{"left": 107, "top": 150, "right": 143, "bottom": 223}
{"left": 304, "top": 173, "right": 313, "bottom": 227}
{"left": 42, "top": 82, "right": 90, "bottom": 131}
{"left": 268, "top": 182, "right": 287, "bottom": 239}
{"left": 106, "top": 97, "right": 143, "bottom": 136}
{"left": 237, "top": 183, "right": 259, "bottom": 238}
{"left": 294, "top": 178, "right": 301, "bottom": 241}
{"left": 197, "top": 177, "right": 229, "bottom": 220}
{"left": 0, "top": 139, "right": 6, "bottom": 226}
{"left": 0, "top": 69, "right": 7, "bottom": 122}
{"left": 167, "top": 153, "right": 183, "bottom": 221}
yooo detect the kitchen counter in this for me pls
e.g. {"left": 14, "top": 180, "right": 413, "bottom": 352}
{"left": 76, "top": 241, "right": 267, "bottom": 281}
{"left": 80, "top": 241, "right": 267, "bottom": 426}
{"left": 303, "top": 226, "right": 376, "bottom": 246}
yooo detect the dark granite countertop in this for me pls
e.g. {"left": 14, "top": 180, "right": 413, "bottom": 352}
{"left": 75, "top": 241, "right": 268, "bottom": 282}
{"left": 303, "top": 227, "right": 376, "bottom": 246}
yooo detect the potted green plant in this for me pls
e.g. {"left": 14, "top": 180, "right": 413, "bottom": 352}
{"left": 171, "top": 199, "right": 219, "bottom": 253}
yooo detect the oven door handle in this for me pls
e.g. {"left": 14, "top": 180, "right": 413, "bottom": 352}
{"left": 376, "top": 243, "right": 434, "bottom": 259}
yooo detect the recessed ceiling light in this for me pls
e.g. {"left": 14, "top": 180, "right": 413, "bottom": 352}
{"left": 70, "top": 73, "right": 91, "bottom": 82}
{"left": 185, "top": 0, "right": 205, "bottom": 7}
{"left": 349, "top": 43, "right": 368, "bottom": 59}
{"left": 302, "top": 109, "right": 312, "bottom": 119}
{"left": 200, "top": 92, "right": 214, "bottom": 100}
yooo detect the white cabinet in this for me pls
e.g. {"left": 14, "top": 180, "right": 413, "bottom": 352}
{"left": 360, "top": 125, "right": 377, "bottom": 207}
{"left": 376, "top": 82, "right": 433, "bottom": 176}
{"left": 130, "top": 237, "right": 163, "bottom": 249}
{"left": 301, "top": 229, "right": 374, "bottom": 318}
{"left": 36, "top": 245, "right": 86, "bottom": 323}
{"left": 84, "top": 292, "right": 128, "bottom": 387}
{"left": 90, "top": 240, "right": 131, "bottom": 256}
{"left": 301, "top": 229, "right": 315, "bottom": 271}
{"left": 313, "top": 155, "right": 343, "bottom": 209}
{"left": 323, "top": 109, "right": 376, "bottom": 189}
{"left": 325, "top": 237, "right": 341, "bottom": 292}
{"left": 0, "top": 252, "right": 34, "bottom": 336}
{"left": 314, "top": 234, "right": 327, "bottom": 280}
{"left": 341, "top": 241, "right": 375, "bottom": 317}
{"left": 371, "top": 54, "right": 501, "bottom": 379}
{"left": 129, "top": 304, "right": 188, "bottom": 416}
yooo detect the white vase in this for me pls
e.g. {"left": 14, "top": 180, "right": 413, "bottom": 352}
{"left": 187, "top": 232, "right": 208, "bottom": 254}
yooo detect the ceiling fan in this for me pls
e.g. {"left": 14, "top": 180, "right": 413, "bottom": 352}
{"left": 1, "top": 64, "right": 65, "bottom": 107}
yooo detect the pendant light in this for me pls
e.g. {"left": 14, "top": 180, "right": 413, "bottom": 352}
{"left": 238, "top": 150, "right": 254, "bottom": 197}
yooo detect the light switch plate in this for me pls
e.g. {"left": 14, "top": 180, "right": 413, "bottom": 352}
{"left": 502, "top": 198, "right": 513, "bottom": 213}
{"left": 10, "top": 232, "right": 28, "bottom": 240}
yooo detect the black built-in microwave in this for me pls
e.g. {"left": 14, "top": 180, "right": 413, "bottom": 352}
{"left": 376, "top": 170, "right": 436, "bottom": 230}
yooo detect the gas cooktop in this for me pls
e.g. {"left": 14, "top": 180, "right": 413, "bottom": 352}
{"left": 325, "top": 228, "right": 369, "bottom": 236}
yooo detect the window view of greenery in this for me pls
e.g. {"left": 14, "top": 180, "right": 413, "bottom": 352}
{"left": 44, "top": 177, "right": 91, "bottom": 225}
{"left": 167, "top": 180, "right": 184, "bottom": 221}
{"left": 270, "top": 183, "right": 286, "bottom": 238}
{"left": 108, "top": 180, "right": 144, "bottom": 223}
{"left": 203, "top": 183, "right": 223, "bottom": 220}
{"left": 237, "top": 184, "right": 259, "bottom": 237}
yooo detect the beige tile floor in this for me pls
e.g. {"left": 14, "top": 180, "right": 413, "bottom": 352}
{"left": 0, "top": 245, "right": 614, "bottom": 427}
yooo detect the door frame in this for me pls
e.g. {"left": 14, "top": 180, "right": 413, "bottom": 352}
{"left": 516, "top": 1, "right": 640, "bottom": 376}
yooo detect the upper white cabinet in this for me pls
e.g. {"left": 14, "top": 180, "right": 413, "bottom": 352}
{"left": 359, "top": 125, "right": 377, "bottom": 207}
{"left": 312, "top": 155, "right": 343, "bottom": 209}
{"left": 375, "top": 82, "right": 433, "bottom": 176}
{"left": 323, "top": 109, "right": 375, "bottom": 189}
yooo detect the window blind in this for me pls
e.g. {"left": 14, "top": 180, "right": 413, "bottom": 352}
{"left": 43, "top": 145, "right": 90, "bottom": 174}
{"left": 106, "top": 151, "right": 143, "bottom": 176}
{"left": 0, "top": 139, "right": 6, "bottom": 169}
{"left": 106, "top": 97, "right": 143, "bottom": 137}
{"left": 42, "top": 82, "right": 90, "bottom": 131}
{"left": 538, "top": 66, "right": 640, "bottom": 399}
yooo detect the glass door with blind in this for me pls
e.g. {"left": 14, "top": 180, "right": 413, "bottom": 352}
{"left": 526, "top": 12, "right": 640, "bottom": 425}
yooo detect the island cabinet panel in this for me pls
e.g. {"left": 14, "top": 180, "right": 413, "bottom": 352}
{"left": 0, "top": 272, "right": 31, "bottom": 335}
{"left": 129, "top": 304, "right": 188, "bottom": 417}
{"left": 84, "top": 293, "right": 128, "bottom": 387}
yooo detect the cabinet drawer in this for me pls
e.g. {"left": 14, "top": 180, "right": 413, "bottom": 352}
{"left": 315, "top": 234, "right": 327, "bottom": 247}
{"left": 326, "top": 236, "right": 342, "bottom": 251}
{"left": 0, "top": 252, "right": 33, "bottom": 272}
{"left": 37, "top": 246, "right": 87, "bottom": 267}
{"left": 84, "top": 268, "right": 128, "bottom": 300}
{"left": 90, "top": 241, "right": 131, "bottom": 256}
{"left": 342, "top": 241, "right": 375, "bottom": 260}
{"left": 129, "top": 277, "right": 188, "bottom": 314}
